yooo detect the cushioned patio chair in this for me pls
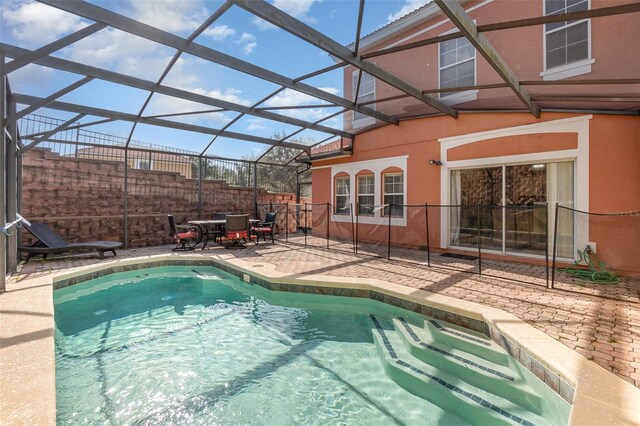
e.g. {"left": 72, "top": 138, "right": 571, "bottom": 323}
{"left": 223, "top": 214, "right": 251, "bottom": 248}
{"left": 168, "top": 215, "right": 199, "bottom": 251}
{"left": 18, "top": 222, "right": 123, "bottom": 262}
{"left": 251, "top": 212, "right": 277, "bottom": 244}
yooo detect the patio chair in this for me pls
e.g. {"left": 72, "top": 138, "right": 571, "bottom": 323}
{"left": 251, "top": 212, "right": 277, "bottom": 243}
{"left": 168, "top": 215, "right": 199, "bottom": 251}
{"left": 207, "top": 211, "right": 231, "bottom": 244}
{"left": 18, "top": 222, "right": 123, "bottom": 262}
{"left": 223, "top": 214, "right": 251, "bottom": 248}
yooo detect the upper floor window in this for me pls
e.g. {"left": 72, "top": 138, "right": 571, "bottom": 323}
{"left": 357, "top": 174, "right": 375, "bottom": 216}
{"left": 352, "top": 71, "right": 375, "bottom": 125}
{"left": 544, "top": 0, "right": 589, "bottom": 70}
{"left": 335, "top": 175, "right": 351, "bottom": 215}
{"left": 382, "top": 172, "right": 404, "bottom": 218}
{"left": 439, "top": 37, "right": 475, "bottom": 97}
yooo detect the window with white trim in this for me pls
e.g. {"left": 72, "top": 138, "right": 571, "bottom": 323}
{"left": 352, "top": 71, "right": 375, "bottom": 124}
{"left": 382, "top": 172, "right": 404, "bottom": 217}
{"left": 439, "top": 37, "right": 475, "bottom": 97}
{"left": 334, "top": 176, "right": 351, "bottom": 215}
{"left": 357, "top": 174, "right": 375, "bottom": 216}
{"left": 544, "top": 0, "right": 589, "bottom": 70}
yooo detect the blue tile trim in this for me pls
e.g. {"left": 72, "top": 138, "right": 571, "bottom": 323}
{"left": 371, "top": 316, "right": 536, "bottom": 426}
{"left": 370, "top": 315, "right": 397, "bottom": 359}
{"left": 399, "top": 318, "right": 514, "bottom": 381}
{"left": 429, "top": 320, "right": 492, "bottom": 346}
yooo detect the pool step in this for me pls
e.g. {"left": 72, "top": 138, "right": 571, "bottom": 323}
{"left": 425, "top": 319, "right": 510, "bottom": 366}
{"left": 393, "top": 318, "right": 542, "bottom": 414}
{"left": 370, "top": 316, "right": 549, "bottom": 426}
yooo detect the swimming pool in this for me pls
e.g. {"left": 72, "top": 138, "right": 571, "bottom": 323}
{"left": 54, "top": 266, "right": 570, "bottom": 425}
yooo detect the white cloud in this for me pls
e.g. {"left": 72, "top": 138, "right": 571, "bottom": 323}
{"left": 242, "top": 42, "right": 258, "bottom": 55}
{"left": 7, "top": 63, "right": 54, "bottom": 92}
{"left": 239, "top": 32, "right": 256, "bottom": 43}
{"left": 387, "top": 0, "right": 431, "bottom": 22}
{"left": 62, "top": 28, "right": 171, "bottom": 79}
{"left": 250, "top": 17, "right": 276, "bottom": 31}
{"left": 236, "top": 32, "right": 257, "bottom": 55}
{"left": 246, "top": 118, "right": 267, "bottom": 131}
{"left": 126, "top": 0, "right": 208, "bottom": 34}
{"left": 252, "top": 0, "right": 317, "bottom": 30}
{"left": 1, "top": 1, "right": 89, "bottom": 47}
{"left": 273, "top": 0, "right": 316, "bottom": 22}
{"left": 203, "top": 24, "right": 236, "bottom": 41}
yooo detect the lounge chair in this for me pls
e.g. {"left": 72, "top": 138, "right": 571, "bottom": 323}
{"left": 18, "top": 222, "right": 123, "bottom": 262}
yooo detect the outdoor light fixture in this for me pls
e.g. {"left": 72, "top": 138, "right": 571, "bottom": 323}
{"left": 429, "top": 160, "right": 443, "bottom": 166}
{"left": 531, "top": 164, "right": 546, "bottom": 169}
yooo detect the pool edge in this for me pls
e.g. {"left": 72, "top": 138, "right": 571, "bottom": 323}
{"left": 2, "top": 252, "right": 639, "bottom": 426}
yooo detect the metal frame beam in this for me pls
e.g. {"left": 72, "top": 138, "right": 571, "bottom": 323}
{"left": 434, "top": 0, "right": 540, "bottom": 117}
{"left": 293, "top": 62, "right": 345, "bottom": 82}
{"left": 232, "top": 0, "right": 456, "bottom": 118}
{"left": 142, "top": 109, "right": 227, "bottom": 119}
{"left": 532, "top": 95, "right": 640, "bottom": 103}
{"left": 6, "top": 94, "right": 18, "bottom": 271}
{"left": 1, "top": 22, "right": 107, "bottom": 76}
{"left": 38, "top": 0, "right": 396, "bottom": 125}
{"left": 1, "top": 52, "right": 6, "bottom": 290}
{"left": 14, "top": 94, "right": 309, "bottom": 150}
{"left": 255, "top": 104, "right": 337, "bottom": 111}
{"left": 521, "top": 78, "right": 640, "bottom": 86}
{"left": 353, "top": 0, "right": 366, "bottom": 56}
{"left": 1, "top": 44, "right": 354, "bottom": 139}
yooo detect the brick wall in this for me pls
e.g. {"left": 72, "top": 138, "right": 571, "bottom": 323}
{"left": 21, "top": 148, "right": 309, "bottom": 247}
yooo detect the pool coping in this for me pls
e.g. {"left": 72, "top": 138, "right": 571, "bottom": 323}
{"left": 2, "top": 252, "right": 639, "bottom": 425}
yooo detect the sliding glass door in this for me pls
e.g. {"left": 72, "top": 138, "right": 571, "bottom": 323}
{"left": 450, "top": 167, "right": 503, "bottom": 251}
{"left": 450, "top": 161, "right": 574, "bottom": 258}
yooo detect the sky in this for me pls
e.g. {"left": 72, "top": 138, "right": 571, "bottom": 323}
{"left": 1, "top": 0, "right": 430, "bottom": 160}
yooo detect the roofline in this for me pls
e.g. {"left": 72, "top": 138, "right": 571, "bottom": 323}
{"left": 347, "top": 0, "right": 475, "bottom": 54}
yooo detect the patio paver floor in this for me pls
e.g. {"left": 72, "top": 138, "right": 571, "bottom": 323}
{"left": 12, "top": 235, "right": 640, "bottom": 388}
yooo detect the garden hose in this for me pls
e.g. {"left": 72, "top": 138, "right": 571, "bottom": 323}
{"left": 560, "top": 247, "right": 619, "bottom": 284}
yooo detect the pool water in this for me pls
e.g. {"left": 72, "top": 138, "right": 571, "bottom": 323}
{"left": 54, "top": 266, "right": 569, "bottom": 425}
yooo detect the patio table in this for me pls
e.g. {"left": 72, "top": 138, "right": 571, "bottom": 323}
{"left": 188, "top": 219, "right": 260, "bottom": 250}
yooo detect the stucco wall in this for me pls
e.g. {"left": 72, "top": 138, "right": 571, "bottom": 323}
{"left": 344, "top": 0, "right": 640, "bottom": 130}
{"left": 312, "top": 112, "right": 640, "bottom": 275}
